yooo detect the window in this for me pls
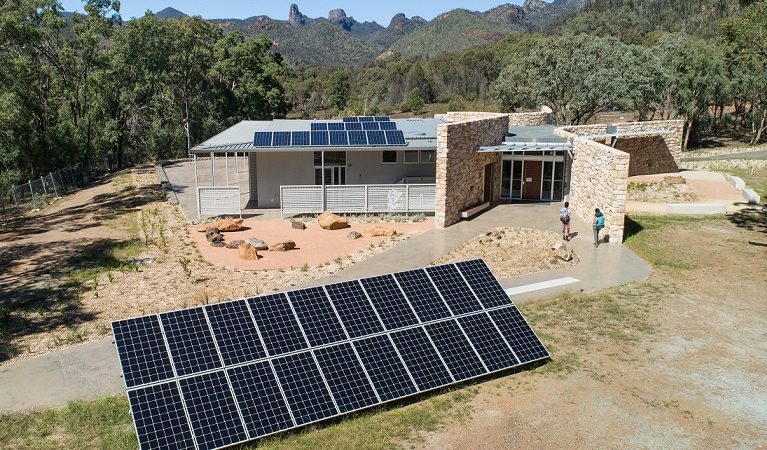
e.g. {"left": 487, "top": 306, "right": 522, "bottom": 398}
{"left": 420, "top": 150, "right": 435, "bottom": 163}
{"left": 313, "top": 151, "right": 346, "bottom": 166}
{"left": 404, "top": 150, "right": 435, "bottom": 164}
{"left": 382, "top": 151, "right": 397, "bottom": 164}
{"left": 404, "top": 150, "right": 420, "bottom": 164}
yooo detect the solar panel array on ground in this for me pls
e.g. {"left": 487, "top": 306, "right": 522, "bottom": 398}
{"left": 112, "top": 259, "right": 549, "bottom": 450}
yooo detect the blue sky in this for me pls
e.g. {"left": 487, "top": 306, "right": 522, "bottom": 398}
{"left": 59, "top": 0, "right": 526, "bottom": 24}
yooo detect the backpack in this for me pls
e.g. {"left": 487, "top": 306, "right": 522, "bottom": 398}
{"left": 559, "top": 207, "right": 569, "bottom": 221}
{"left": 595, "top": 215, "right": 605, "bottom": 227}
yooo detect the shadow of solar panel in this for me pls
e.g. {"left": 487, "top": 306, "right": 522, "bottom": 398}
{"left": 345, "top": 122, "right": 362, "bottom": 131}
{"left": 455, "top": 260, "right": 513, "bottom": 308}
{"left": 360, "top": 274, "right": 419, "bottom": 330}
{"left": 325, "top": 281, "right": 383, "bottom": 338}
{"left": 391, "top": 327, "right": 453, "bottom": 390}
{"left": 329, "top": 130, "right": 349, "bottom": 146}
{"left": 425, "top": 320, "right": 487, "bottom": 381}
{"left": 253, "top": 132, "right": 272, "bottom": 147}
{"left": 311, "top": 122, "right": 328, "bottom": 131}
{"left": 128, "top": 382, "right": 195, "bottom": 450}
{"left": 385, "top": 130, "right": 407, "bottom": 146}
{"left": 227, "top": 361, "right": 294, "bottom": 438}
{"left": 394, "top": 269, "right": 451, "bottom": 322}
{"left": 314, "top": 343, "right": 379, "bottom": 413}
{"left": 426, "top": 264, "right": 483, "bottom": 314}
{"left": 288, "top": 287, "right": 347, "bottom": 346}
{"left": 457, "top": 313, "right": 518, "bottom": 372}
{"left": 489, "top": 307, "right": 549, "bottom": 363}
{"left": 160, "top": 308, "right": 222, "bottom": 377}
{"left": 272, "top": 352, "right": 338, "bottom": 426}
{"left": 379, "top": 121, "right": 397, "bottom": 130}
{"left": 310, "top": 130, "right": 329, "bottom": 146}
{"left": 348, "top": 130, "right": 367, "bottom": 146}
{"left": 179, "top": 371, "right": 247, "bottom": 450}
{"left": 291, "top": 131, "right": 310, "bottom": 146}
{"left": 353, "top": 334, "right": 417, "bottom": 401}
{"left": 112, "top": 316, "right": 174, "bottom": 388}
{"left": 205, "top": 300, "right": 265, "bottom": 366}
{"left": 273, "top": 131, "right": 291, "bottom": 147}
{"left": 247, "top": 293, "right": 308, "bottom": 356}
{"left": 362, "top": 121, "right": 379, "bottom": 130}
{"left": 328, "top": 122, "right": 345, "bottom": 131}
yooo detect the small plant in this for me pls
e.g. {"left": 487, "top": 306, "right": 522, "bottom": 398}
{"left": 107, "top": 272, "right": 114, "bottom": 283}
{"left": 92, "top": 275, "right": 100, "bottom": 298}
{"left": 179, "top": 257, "right": 192, "bottom": 278}
{"left": 301, "top": 263, "right": 309, "bottom": 272}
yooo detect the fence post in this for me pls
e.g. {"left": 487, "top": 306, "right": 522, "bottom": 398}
{"left": 41, "top": 176, "right": 48, "bottom": 195}
{"left": 12, "top": 186, "right": 19, "bottom": 208}
{"left": 70, "top": 165, "right": 76, "bottom": 187}
{"left": 50, "top": 172, "right": 59, "bottom": 197}
{"left": 1, "top": 193, "right": 5, "bottom": 221}
{"left": 29, "top": 181, "right": 36, "bottom": 208}
{"left": 365, "top": 185, "right": 369, "bottom": 214}
{"left": 406, "top": 184, "right": 410, "bottom": 213}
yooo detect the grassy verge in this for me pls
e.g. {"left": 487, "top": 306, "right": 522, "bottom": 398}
{"left": 718, "top": 167, "right": 767, "bottom": 201}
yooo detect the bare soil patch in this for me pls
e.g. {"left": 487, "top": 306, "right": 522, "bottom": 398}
{"left": 628, "top": 179, "right": 698, "bottom": 203}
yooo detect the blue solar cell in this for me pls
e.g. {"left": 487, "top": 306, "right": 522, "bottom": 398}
{"left": 179, "top": 371, "right": 247, "bottom": 450}
{"left": 353, "top": 334, "right": 417, "bottom": 402}
{"left": 291, "top": 131, "right": 310, "bottom": 146}
{"left": 348, "top": 130, "right": 367, "bottom": 146}
{"left": 128, "top": 382, "right": 195, "bottom": 450}
{"left": 205, "top": 300, "right": 266, "bottom": 367}
{"left": 112, "top": 316, "right": 174, "bottom": 388}
{"left": 359, "top": 116, "right": 374, "bottom": 122}
{"left": 247, "top": 293, "right": 308, "bottom": 356}
{"left": 455, "top": 259, "right": 512, "bottom": 308}
{"left": 425, "top": 320, "right": 487, "bottom": 381}
{"left": 345, "top": 122, "right": 362, "bottom": 131}
{"left": 273, "top": 131, "right": 291, "bottom": 147}
{"left": 287, "top": 287, "right": 347, "bottom": 346}
{"left": 390, "top": 327, "right": 453, "bottom": 390}
{"left": 311, "top": 122, "right": 328, "bottom": 131}
{"left": 272, "top": 352, "right": 338, "bottom": 426}
{"left": 489, "top": 307, "right": 549, "bottom": 363}
{"left": 379, "top": 121, "right": 397, "bottom": 130}
{"left": 310, "top": 130, "right": 329, "bottom": 146}
{"left": 393, "top": 269, "right": 451, "bottom": 322}
{"left": 366, "top": 130, "right": 387, "bottom": 146}
{"left": 374, "top": 116, "right": 391, "bottom": 122}
{"left": 329, "top": 130, "right": 349, "bottom": 146}
{"left": 253, "top": 132, "right": 273, "bottom": 147}
{"left": 325, "top": 281, "right": 384, "bottom": 338}
{"left": 342, "top": 117, "right": 359, "bottom": 123}
{"left": 160, "top": 308, "right": 222, "bottom": 377}
{"left": 314, "top": 343, "right": 379, "bottom": 413}
{"left": 457, "top": 313, "right": 518, "bottom": 372}
{"left": 228, "top": 361, "right": 295, "bottom": 438}
{"left": 328, "top": 122, "right": 345, "bottom": 131}
{"left": 360, "top": 274, "right": 419, "bottom": 330}
{"left": 425, "top": 264, "right": 483, "bottom": 314}
{"left": 385, "top": 130, "right": 407, "bottom": 146}
{"left": 362, "top": 121, "right": 380, "bottom": 130}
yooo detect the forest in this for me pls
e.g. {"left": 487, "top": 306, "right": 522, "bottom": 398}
{"left": 1, "top": 0, "right": 766, "bottom": 192}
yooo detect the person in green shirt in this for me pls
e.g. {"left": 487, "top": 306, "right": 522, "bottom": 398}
{"left": 592, "top": 208, "right": 605, "bottom": 247}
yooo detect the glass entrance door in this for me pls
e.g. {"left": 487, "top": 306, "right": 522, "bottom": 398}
{"left": 501, "top": 160, "right": 524, "bottom": 199}
{"left": 541, "top": 161, "right": 564, "bottom": 201}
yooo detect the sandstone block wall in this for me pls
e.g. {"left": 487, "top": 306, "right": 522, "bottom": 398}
{"left": 435, "top": 113, "right": 509, "bottom": 228}
{"left": 436, "top": 111, "right": 549, "bottom": 127}
{"left": 569, "top": 138, "right": 629, "bottom": 244}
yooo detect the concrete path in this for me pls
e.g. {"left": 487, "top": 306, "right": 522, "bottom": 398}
{"left": 0, "top": 202, "right": 649, "bottom": 413}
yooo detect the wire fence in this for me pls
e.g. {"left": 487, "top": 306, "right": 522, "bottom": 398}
{"left": 0, "top": 157, "right": 120, "bottom": 221}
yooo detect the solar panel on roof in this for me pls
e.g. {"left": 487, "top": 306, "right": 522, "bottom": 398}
{"left": 113, "top": 260, "right": 549, "bottom": 450}
{"left": 362, "top": 121, "right": 380, "bottom": 130}
{"left": 329, "top": 130, "right": 349, "bottom": 146}
{"left": 342, "top": 117, "right": 359, "bottom": 123}
{"left": 359, "top": 116, "right": 375, "bottom": 122}
{"left": 273, "top": 131, "right": 291, "bottom": 147}
{"left": 366, "top": 130, "right": 387, "bottom": 146}
{"left": 345, "top": 122, "right": 362, "bottom": 131}
{"left": 379, "top": 121, "right": 397, "bottom": 130}
{"left": 385, "top": 130, "right": 407, "bottom": 146}
{"left": 112, "top": 316, "right": 174, "bottom": 388}
{"left": 291, "top": 131, "right": 310, "bottom": 146}
{"left": 253, "top": 131, "right": 273, "bottom": 147}
{"left": 310, "top": 130, "right": 329, "bottom": 146}
{"left": 328, "top": 122, "right": 345, "bottom": 131}
{"left": 311, "top": 122, "right": 328, "bottom": 131}
{"left": 374, "top": 116, "right": 391, "bottom": 122}
{"left": 348, "top": 130, "right": 367, "bottom": 146}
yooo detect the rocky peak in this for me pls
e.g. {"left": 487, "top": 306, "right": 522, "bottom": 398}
{"left": 387, "top": 13, "right": 427, "bottom": 32}
{"left": 288, "top": 3, "right": 305, "bottom": 28}
{"left": 523, "top": 0, "right": 549, "bottom": 13}
{"left": 328, "top": 8, "right": 354, "bottom": 32}
{"left": 484, "top": 4, "right": 526, "bottom": 25}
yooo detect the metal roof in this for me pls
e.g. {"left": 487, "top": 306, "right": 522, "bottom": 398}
{"left": 581, "top": 129, "right": 674, "bottom": 139}
{"left": 190, "top": 118, "right": 445, "bottom": 154}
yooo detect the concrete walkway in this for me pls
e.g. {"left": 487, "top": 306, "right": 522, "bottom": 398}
{"left": 0, "top": 201, "right": 650, "bottom": 413}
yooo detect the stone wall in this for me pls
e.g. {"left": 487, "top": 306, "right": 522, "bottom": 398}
{"left": 436, "top": 110, "right": 549, "bottom": 127}
{"left": 435, "top": 113, "right": 509, "bottom": 228}
{"left": 568, "top": 137, "right": 629, "bottom": 243}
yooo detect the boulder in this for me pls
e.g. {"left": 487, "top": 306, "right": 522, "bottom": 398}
{"left": 226, "top": 240, "right": 244, "bottom": 249}
{"left": 238, "top": 243, "right": 259, "bottom": 260}
{"left": 318, "top": 211, "right": 349, "bottom": 230}
{"left": 197, "top": 218, "right": 244, "bottom": 232}
{"left": 269, "top": 240, "right": 296, "bottom": 252}
{"left": 347, "top": 231, "right": 362, "bottom": 240}
{"left": 245, "top": 238, "right": 269, "bottom": 251}
{"left": 362, "top": 226, "right": 397, "bottom": 237}
{"left": 291, "top": 221, "right": 306, "bottom": 230}
{"left": 550, "top": 241, "right": 573, "bottom": 262}
{"left": 205, "top": 228, "right": 224, "bottom": 243}
{"left": 211, "top": 241, "right": 227, "bottom": 248}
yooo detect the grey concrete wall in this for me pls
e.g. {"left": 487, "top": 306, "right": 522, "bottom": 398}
{"left": 346, "top": 151, "right": 435, "bottom": 185}
{"left": 255, "top": 152, "right": 314, "bottom": 207}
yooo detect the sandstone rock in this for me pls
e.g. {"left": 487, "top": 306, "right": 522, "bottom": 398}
{"left": 664, "top": 176, "right": 686, "bottom": 185}
{"left": 226, "top": 240, "right": 244, "bottom": 249}
{"left": 362, "top": 226, "right": 396, "bottom": 237}
{"left": 211, "top": 241, "right": 226, "bottom": 248}
{"left": 245, "top": 238, "right": 269, "bottom": 251}
{"left": 347, "top": 231, "right": 362, "bottom": 240}
{"left": 269, "top": 240, "right": 296, "bottom": 252}
{"left": 291, "top": 221, "right": 306, "bottom": 230}
{"left": 205, "top": 228, "right": 224, "bottom": 243}
{"left": 238, "top": 243, "right": 259, "bottom": 260}
{"left": 197, "top": 218, "right": 244, "bottom": 232}
{"left": 318, "top": 211, "right": 349, "bottom": 230}
{"left": 550, "top": 241, "right": 573, "bottom": 262}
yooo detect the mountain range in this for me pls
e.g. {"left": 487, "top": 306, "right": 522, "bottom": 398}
{"left": 152, "top": 1, "right": 587, "bottom": 66}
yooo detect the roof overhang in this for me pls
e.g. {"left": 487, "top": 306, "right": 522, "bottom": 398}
{"left": 581, "top": 129, "right": 674, "bottom": 139}
{"left": 477, "top": 142, "right": 574, "bottom": 153}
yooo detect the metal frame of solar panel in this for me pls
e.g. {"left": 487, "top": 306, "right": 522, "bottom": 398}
{"left": 112, "top": 259, "right": 548, "bottom": 450}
